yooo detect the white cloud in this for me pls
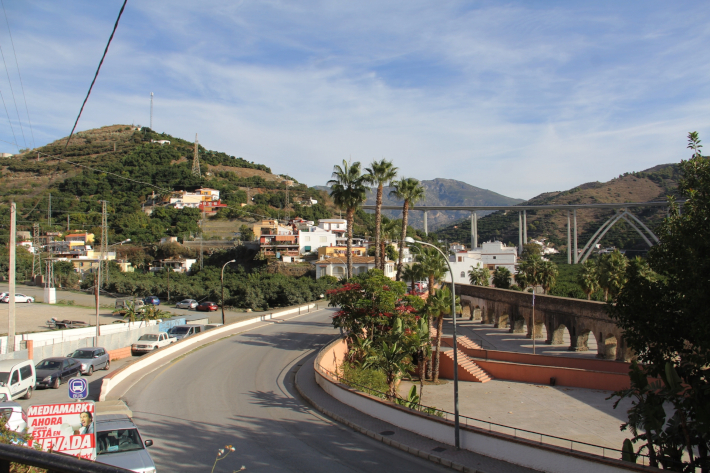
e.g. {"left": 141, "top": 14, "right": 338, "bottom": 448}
{"left": 1, "top": 0, "right": 710, "bottom": 199}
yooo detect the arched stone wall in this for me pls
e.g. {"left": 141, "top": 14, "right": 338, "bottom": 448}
{"left": 452, "top": 284, "right": 631, "bottom": 361}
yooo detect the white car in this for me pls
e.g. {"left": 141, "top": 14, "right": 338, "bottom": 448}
{"left": 175, "top": 299, "right": 198, "bottom": 309}
{"left": 1, "top": 294, "right": 34, "bottom": 303}
{"left": 131, "top": 332, "right": 176, "bottom": 355}
{"left": 0, "top": 402, "right": 27, "bottom": 433}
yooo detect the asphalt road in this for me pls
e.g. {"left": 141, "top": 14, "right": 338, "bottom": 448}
{"left": 122, "top": 308, "right": 454, "bottom": 472}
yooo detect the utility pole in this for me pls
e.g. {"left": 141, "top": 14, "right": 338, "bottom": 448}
{"left": 67, "top": 215, "right": 70, "bottom": 232}
{"left": 192, "top": 134, "right": 201, "bottom": 178}
{"left": 150, "top": 92, "right": 153, "bottom": 130}
{"left": 285, "top": 187, "right": 289, "bottom": 221}
{"left": 101, "top": 201, "right": 109, "bottom": 286}
{"left": 32, "top": 223, "right": 40, "bottom": 281}
{"left": 8, "top": 202, "right": 16, "bottom": 352}
{"left": 200, "top": 206, "right": 205, "bottom": 269}
{"left": 47, "top": 193, "right": 51, "bottom": 228}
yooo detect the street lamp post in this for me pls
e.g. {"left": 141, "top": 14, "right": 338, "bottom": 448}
{"left": 221, "top": 260, "right": 236, "bottom": 325}
{"left": 405, "top": 236, "right": 460, "bottom": 449}
{"left": 95, "top": 238, "right": 131, "bottom": 346}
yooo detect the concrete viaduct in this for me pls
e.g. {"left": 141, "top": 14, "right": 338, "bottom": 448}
{"left": 364, "top": 201, "right": 674, "bottom": 264}
{"left": 452, "top": 284, "right": 631, "bottom": 361}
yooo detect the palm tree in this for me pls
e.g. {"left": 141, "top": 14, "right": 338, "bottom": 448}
{"left": 417, "top": 246, "right": 448, "bottom": 299}
{"left": 389, "top": 178, "right": 425, "bottom": 280}
{"left": 578, "top": 260, "right": 599, "bottom": 300}
{"left": 598, "top": 250, "right": 628, "bottom": 301}
{"left": 380, "top": 218, "right": 399, "bottom": 269}
{"left": 539, "top": 260, "right": 558, "bottom": 294}
{"left": 468, "top": 266, "right": 490, "bottom": 286}
{"left": 401, "top": 263, "right": 424, "bottom": 293}
{"left": 328, "top": 160, "right": 368, "bottom": 278}
{"left": 426, "top": 286, "right": 461, "bottom": 382}
{"left": 516, "top": 254, "right": 544, "bottom": 292}
{"left": 365, "top": 159, "right": 398, "bottom": 271}
{"left": 492, "top": 266, "right": 512, "bottom": 289}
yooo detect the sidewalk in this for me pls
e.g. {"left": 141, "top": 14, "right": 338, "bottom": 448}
{"left": 295, "top": 352, "right": 540, "bottom": 473}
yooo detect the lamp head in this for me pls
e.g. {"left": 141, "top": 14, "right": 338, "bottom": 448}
{"left": 404, "top": 237, "right": 416, "bottom": 244}
{"left": 228, "top": 259, "right": 237, "bottom": 264}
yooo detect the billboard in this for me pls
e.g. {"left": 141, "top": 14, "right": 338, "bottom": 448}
{"left": 27, "top": 402, "right": 96, "bottom": 460}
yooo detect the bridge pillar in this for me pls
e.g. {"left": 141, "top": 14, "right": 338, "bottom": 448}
{"left": 523, "top": 210, "right": 527, "bottom": 244}
{"left": 470, "top": 212, "right": 478, "bottom": 248}
{"left": 568, "top": 331, "right": 590, "bottom": 352}
{"left": 518, "top": 212, "right": 523, "bottom": 256}
{"left": 567, "top": 210, "right": 572, "bottom": 264}
{"left": 424, "top": 211, "right": 428, "bottom": 236}
{"left": 573, "top": 209, "right": 578, "bottom": 264}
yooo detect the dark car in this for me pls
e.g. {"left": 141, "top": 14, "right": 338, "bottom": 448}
{"left": 35, "top": 357, "right": 82, "bottom": 389}
{"left": 143, "top": 296, "right": 160, "bottom": 306}
{"left": 196, "top": 301, "right": 218, "bottom": 312}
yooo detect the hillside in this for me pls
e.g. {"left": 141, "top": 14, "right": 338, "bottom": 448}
{"left": 433, "top": 164, "right": 681, "bottom": 254}
{"left": 0, "top": 125, "right": 333, "bottom": 244}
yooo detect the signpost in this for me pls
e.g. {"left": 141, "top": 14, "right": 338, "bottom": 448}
{"left": 27, "top": 402, "right": 96, "bottom": 460}
{"left": 68, "top": 378, "right": 89, "bottom": 400}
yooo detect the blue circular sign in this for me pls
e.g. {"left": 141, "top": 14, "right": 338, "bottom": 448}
{"left": 68, "top": 378, "right": 89, "bottom": 399}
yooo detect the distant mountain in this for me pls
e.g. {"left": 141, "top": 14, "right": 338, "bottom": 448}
{"left": 366, "top": 178, "right": 523, "bottom": 231}
{"left": 434, "top": 163, "right": 681, "bottom": 252}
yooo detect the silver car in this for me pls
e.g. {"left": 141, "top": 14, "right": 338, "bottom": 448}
{"left": 175, "top": 299, "right": 198, "bottom": 309}
{"left": 0, "top": 402, "right": 27, "bottom": 433}
{"left": 95, "top": 414, "right": 156, "bottom": 473}
{"left": 67, "top": 347, "right": 111, "bottom": 376}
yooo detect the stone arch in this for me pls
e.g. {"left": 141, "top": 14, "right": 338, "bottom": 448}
{"left": 600, "top": 333, "right": 619, "bottom": 360}
{"left": 548, "top": 323, "right": 570, "bottom": 345}
{"left": 569, "top": 329, "right": 592, "bottom": 352}
{"left": 333, "top": 266, "right": 345, "bottom": 278}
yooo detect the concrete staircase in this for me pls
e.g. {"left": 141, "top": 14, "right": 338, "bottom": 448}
{"left": 441, "top": 349, "right": 493, "bottom": 383}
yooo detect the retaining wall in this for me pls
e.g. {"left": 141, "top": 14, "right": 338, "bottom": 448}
{"left": 314, "top": 338, "right": 654, "bottom": 473}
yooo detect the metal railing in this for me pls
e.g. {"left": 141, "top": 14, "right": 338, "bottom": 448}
{"left": 0, "top": 443, "right": 131, "bottom": 473}
{"left": 315, "top": 360, "right": 657, "bottom": 468}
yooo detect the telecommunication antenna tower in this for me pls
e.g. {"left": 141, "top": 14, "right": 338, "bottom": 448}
{"left": 192, "top": 134, "right": 201, "bottom": 178}
{"left": 32, "top": 223, "right": 41, "bottom": 279}
{"left": 150, "top": 92, "right": 153, "bottom": 130}
{"left": 100, "top": 201, "right": 109, "bottom": 286}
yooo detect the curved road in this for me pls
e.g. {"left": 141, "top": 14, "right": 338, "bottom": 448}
{"left": 122, "top": 308, "right": 453, "bottom": 472}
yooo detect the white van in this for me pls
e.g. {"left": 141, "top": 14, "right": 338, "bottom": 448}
{"left": 0, "top": 359, "right": 36, "bottom": 401}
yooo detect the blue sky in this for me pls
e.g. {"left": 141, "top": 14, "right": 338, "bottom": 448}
{"left": 1, "top": 1, "right": 709, "bottom": 199}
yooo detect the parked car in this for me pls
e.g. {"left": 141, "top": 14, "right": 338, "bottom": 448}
{"left": 131, "top": 332, "right": 176, "bottom": 355}
{"left": 67, "top": 347, "right": 111, "bottom": 375}
{"left": 143, "top": 296, "right": 160, "bottom": 306}
{"left": 175, "top": 299, "right": 198, "bottom": 310}
{"left": 0, "top": 360, "right": 36, "bottom": 400}
{"left": 0, "top": 293, "right": 7, "bottom": 301}
{"left": 167, "top": 324, "right": 205, "bottom": 341}
{"left": 1, "top": 294, "right": 34, "bottom": 303}
{"left": 196, "top": 301, "right": 218, "bottom": 312}
{"left": 0, "top": 402, "right": 28, "bottom": 433}
{"left": 35, "top": 357, "right": 82, "bottom": 389}
{"left": 115, "top": 299, "right": 146, "bottom": 311}
{"left": 95, "top": 414, "right": 156, "bottom": 473}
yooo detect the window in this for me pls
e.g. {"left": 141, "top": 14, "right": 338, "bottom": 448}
{"left": 334, "top": 266, "right": 345, "bottom": 276}
{"left": 492, "top": 256, "right": 497, "bottom": 259}
{"left": 10, "top": 371, "right": 19, "bottom": 385}
{"left": 20, "top": 365, "right": 33, "bottom": 380}
{"left": 461, "top": 271, "right": 465, "bottom": 278}
{"left": 304, "top": 236, "right": 310, "bottom": 242}
{"left": 458, "top": 257, "right": 463, "bottom": 262}
{"left": 319, "top": 236, "right": 327, "bottom": 243}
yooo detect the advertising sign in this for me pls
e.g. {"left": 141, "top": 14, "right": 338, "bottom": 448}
{"left": 27, "top": 402, "right": 96, "bottom": 460}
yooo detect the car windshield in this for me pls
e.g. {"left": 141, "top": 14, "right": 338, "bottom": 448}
{"left": 169, "top": 327, "right": 190, "bottom": 334}
{"left": 0, "top": 372, "right": 8, "bottom": 384}
{"left": 36, "top": 361, "right": 61, "bottom": 370}
{"left": 138, "top": 334, "right": 159, "bottom": 341}
{"left": 68, "top": 350, "right": 95, "bottom": 359}
{"left": 97, "top": 428, "right": 144, "bottom": 455}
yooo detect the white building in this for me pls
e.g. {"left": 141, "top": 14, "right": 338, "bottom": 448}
{"left": 299, "top": 227, "right": 337, "bottom": 254}
{"left": 447, "top": 241, "right": 518, "bottom": 286}
{"left": 314, "top": 256, "right": 395, "bottom": 280}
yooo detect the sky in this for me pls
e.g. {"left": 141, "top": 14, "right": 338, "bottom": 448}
{"left": 0, "top": 1, "right": 709, "bottom": 200}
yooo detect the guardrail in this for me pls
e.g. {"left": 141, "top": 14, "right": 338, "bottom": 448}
{"left": 0, "top": 443, "right": 131, "bottom": 473}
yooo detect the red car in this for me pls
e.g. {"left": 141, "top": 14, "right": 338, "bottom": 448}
{"left": 196, "top": 301, "right": 218, "bottom": 312}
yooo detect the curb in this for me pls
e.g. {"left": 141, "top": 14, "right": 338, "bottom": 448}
{"left": 293, "top": 357, "right": 487, "bottom": 473}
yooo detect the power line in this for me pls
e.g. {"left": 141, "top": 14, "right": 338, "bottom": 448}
{"left": 65, "top": 0, "right": 128, "bottom": 151}
{"left": 0, "top": 35, "right": 25, "bottom": 148}
{"left": 0, "top": 86, "right": 17, "bottom": 150}
{"left": 1, "top": 0, "right": 34, "bottom": 148}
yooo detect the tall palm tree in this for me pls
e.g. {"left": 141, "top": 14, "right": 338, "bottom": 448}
{"left": 365, "top": 159, "right": 398, "bottom": 271}
{"left": 380, "top": 218, "right": 399, "bottom": 269}
{"left": 426, "top": 286, "right": 461, "bottom": 382}
{"left": 389, "top": 178, "right": 425, "bottom": 280}
{"left": 328, "top": 160, "right": 368, "bottom": 278}
{"left": 598, "top": 250, "right": 628, "bottom": 301}
{"left": 401, "top": 263, "right": 424, "bottom": 293}
{"left": 417, "top": 246, "right": 448, "bottom": 298}
{"left": 539, "top": 260, "right": 558, "bottom": 294}
{"left": 578, "top": 259, "right": 599, "bottom": 300}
